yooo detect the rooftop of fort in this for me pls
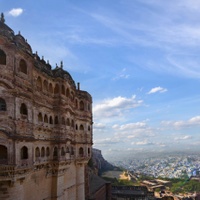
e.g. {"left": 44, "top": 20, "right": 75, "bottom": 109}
{"left": 0, "top": 13, "right": 91, "bottom": 100}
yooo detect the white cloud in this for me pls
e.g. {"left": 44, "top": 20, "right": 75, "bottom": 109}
{"left": 112, "top": 121, "right": 156, "bottom": 140}
{"left": 8, "top": 8, "right": 23, "bottom": 17}
{"left": 131, "top": 140, "right": 154, "bottom": 146}
{"left": 161, "top": 115, "right": 200, "bottom": 129}
{"left": 148, "top": 86, "right": 167, "bottom": 94}
{"left": 93, "top": 95, "right": 143, "bottom": 119}
{"left": 112, "top": 122, "right": 147, "bottom": 130}
{"left": 93, "top": 122, "right": 106, "bottom": 130}
{"left": 94, "top": 137, "right": 121, "bottom": 145}
{"left": 174, "top": 135, "right": 192, "bottom": 140}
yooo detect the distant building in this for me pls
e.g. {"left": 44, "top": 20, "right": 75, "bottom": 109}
{"left": 87, "top": 173, "right": 111, "bottom": 200}
{"left": 111, "top": 186, "right": 155, "bottom": 200}
{"left": 142, "top": 179, "right": 171, "bottom": 192}
{"left": 0, "top": 13, "right": 93, "bottom": 200}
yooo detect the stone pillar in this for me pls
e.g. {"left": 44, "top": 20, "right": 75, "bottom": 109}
{"left": 51, "top": 167, "right": 64, "bottom": 200}
{"left": 76, "top": 163, "right": 85, "bottom": 200}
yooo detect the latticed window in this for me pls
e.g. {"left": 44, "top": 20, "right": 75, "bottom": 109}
{"left": 0, "top": 98, "right": 6, "bottom": 111}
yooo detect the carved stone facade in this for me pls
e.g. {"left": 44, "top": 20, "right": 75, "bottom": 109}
{"left": 0, "top": 13, "right": 93, "bottom": 200}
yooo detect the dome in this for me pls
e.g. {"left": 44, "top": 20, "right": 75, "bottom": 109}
{"left": 14, "top": 32, "right": 32, "bottom": 54}
{"left": 0, "top": 13, "right": 15, "bottom": 40}
{"left": 52, "top": 66, "right": 76, "bottom": 88}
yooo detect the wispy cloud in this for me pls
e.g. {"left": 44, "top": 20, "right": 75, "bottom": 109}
{"left": 8, "top": 8, "right": 23, "bottom": 17}
{"left": 174, "top": 135, "right": 192, "bottom": 141}
{"left": 93, "top": 122, "right": 106, "bottom": 130}
{"left": 131, "top": 140, "right": 155, "bottom": 146}
{"left": 148, "top": 86, "right": 167, "bottom": 94}
{"left": 93, "top": 95, "right": 143, "bottom": 119}
{"left": 112, "top": 68, "right": 130, "bottom": 80}
{"left": 161, "top": 116, "right": 200, "bottom": 129}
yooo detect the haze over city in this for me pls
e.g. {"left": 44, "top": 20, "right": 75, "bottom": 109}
{"left": 1, "top": 0, "right": 200, "bottom": 159}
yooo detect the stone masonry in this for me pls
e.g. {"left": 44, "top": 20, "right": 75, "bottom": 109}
{"left": 0, "top": 13, "right": 93, "bottom": 200}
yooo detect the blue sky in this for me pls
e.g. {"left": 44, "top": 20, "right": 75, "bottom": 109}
{"left": 1, "top": 0, "right": 200, "bottom": 159}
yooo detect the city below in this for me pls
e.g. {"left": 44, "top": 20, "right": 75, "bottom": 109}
{"left": 110, "top": 151, "right": 200, "bottom": 179}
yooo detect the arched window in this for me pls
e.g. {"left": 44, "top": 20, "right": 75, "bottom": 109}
{"left": 54, "top": 84, "right": 59, "bottom": 94}
{"left": 88, "top": 126, "right": 91, "bottom": 131}
{"left": 71, "top": 91, "right": 74, "bottom": 100}
{"left": 20, "top": 103, "right": 28, "bottom": 115}
{"left": 76, "top": 124, "right": 78, "bottom": 130}
{"left": 49, "top": 116, "right": 53, "bottom": 124}
{"left": 41, "top": 147, "right": 45, "bottom": 157}
{"left": 61, "top": 147, "right": 65, "bottom": 156}
{"left": 88, "top": 148, "right": 90, "bottom": 155}
{"left": 53, "top": 147, "right": 58, "bottom": 157}
{"left": 71, "top": 147, "right": 74, "bottom": 155}
{"left": 80, "top": 101, "right": 84, "bottom": 111}
{"left": 0, "top": 49, "right": 6, "bottom": 65}
{"left": 46, "top": 147, "right": 50, "bottom": 157}
{"left": 66, "top": 88, "right": 69, "bottom": 97}
{"left": 21, "top": 146, "right": 28, "bottom": 159}
{"left": 38, "top": 113, "right": 43, "bottom": 122}
{"left": 37, "top": 76, "right": 42, "bottom": 91}
{"left": 75, "top": 99, "right": 78, "bottom": 108}
{"left": 88, "top": 103, "right": 90, "bottom": 111}
{"left": 61, "top": 85, "right": 65, "bottom": 95}
{"left": 0, "top": 145, "right": 7, "bottom": 160}
{"left": 71, "top": 120, "right": 74, "bottom": 128}
{"left": 61, "top": 117, "right": 65, "bottom": 125}
{"left": 44, "top": 114, "right": 48, "bottom": 123}
{"left": 79, "top": 147, "right": 84, "bottom": 157}
{"left": 19, "top": 59, "right": 27, "bottom": 74}
{"left": 43, "top": 80, "right": 48, "bottom": 92}
{"left": 66, "top": 118, "right": 70, "bottom": 126}
{"left": 49, "top": 83, "right": 53, "bottom": 93}
{"left": 0, "top": 98, "right": 6, "bottom": 111}
{"left": 35, "top": 147, "right": 40, "bottom": 158}
{"left": 55, "top": 116, "right": 59, "bottom": 124}
{"left": 80, "top": 124, "right": 84, "bottom": 131}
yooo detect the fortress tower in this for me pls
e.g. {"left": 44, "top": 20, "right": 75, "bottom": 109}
{"left": 0, "top": 13, "right": 93, "bottom": 200}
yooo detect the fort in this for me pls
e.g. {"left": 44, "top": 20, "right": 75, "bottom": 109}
{"left": 0, "top": 13, "right": 93, "bottom": 200}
